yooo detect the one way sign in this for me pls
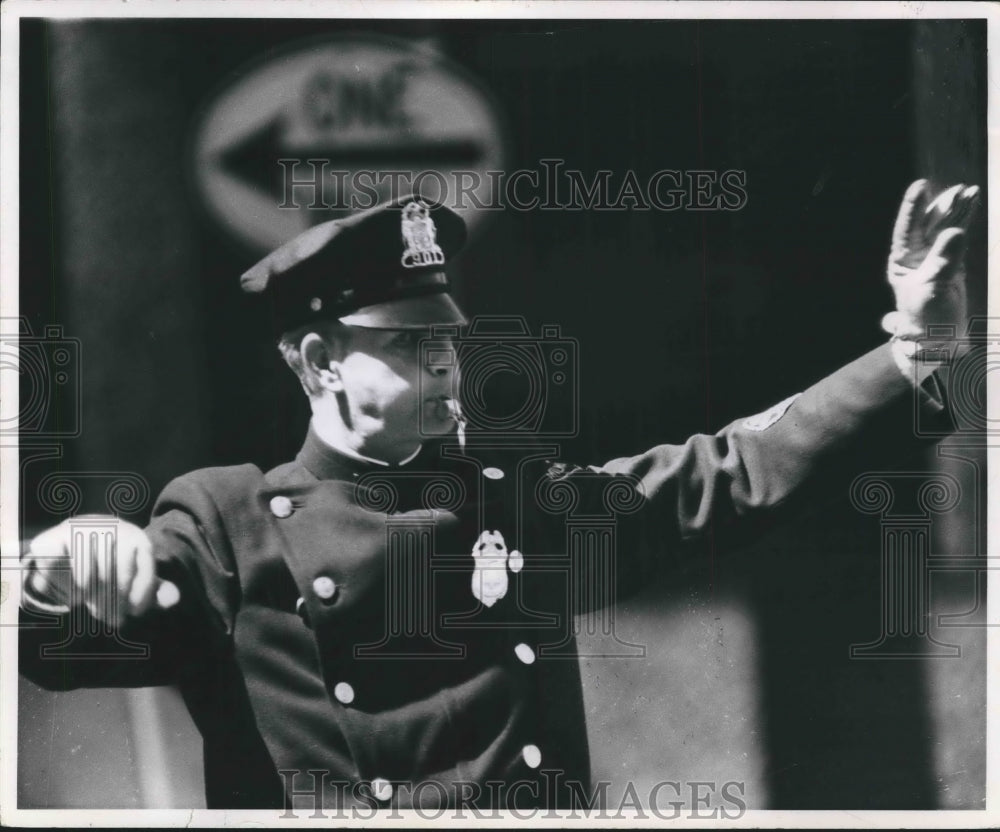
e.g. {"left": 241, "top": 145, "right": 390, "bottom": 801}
{"left": 193, "top": 36, "right": 506, "bottom": 252}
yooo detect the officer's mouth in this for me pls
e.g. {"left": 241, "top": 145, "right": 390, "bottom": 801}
{"left": 427, "top": 395, "right": 463, "bottom": 423}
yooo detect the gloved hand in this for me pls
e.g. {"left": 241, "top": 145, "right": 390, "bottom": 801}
{"left": 882, "top": 178, "right": 979, "bottom": 340}
{"left": 22, "top": 516, "right": 179, "bottom": 626}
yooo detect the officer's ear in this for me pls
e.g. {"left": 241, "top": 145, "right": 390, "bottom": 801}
{"left": 300, "top": 332, "right": 344, "bottom": 393}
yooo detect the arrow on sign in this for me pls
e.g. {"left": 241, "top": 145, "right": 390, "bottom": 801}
{"left": 217, "top": 114, "right": 487, "bottom": 202}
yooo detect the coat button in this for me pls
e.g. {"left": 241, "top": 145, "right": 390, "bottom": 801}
{"left": 371, "top": 778, "right": 393, "bottom": 802}
{"left": 483, "top": 466, "right": 505, "bottom": 480}
{"left": 312, "top": 576, "right": 337, "bottom": 601}
{"left": 522, "top": 744, "right": 542, "bottom": 769}
{"left": 508, "top": 549, "right": 524, "bottom": 574}
{"left": 514, "top": 642, "right": 536, "bottom": 665}
{"left": 295, "top": 597, "right": 312, "bottom": 629}
{"left": 269, "top": 495, "right": 293, "bottom": 518}
{"left": 333, "top": 682, "right": 355, "bottom": 705}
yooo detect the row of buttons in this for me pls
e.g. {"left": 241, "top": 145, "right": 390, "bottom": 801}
{"left": 343, "top": 642, "right": 539, "bottom": 807}
{"left": 337, "top": 642, "right": 540, "bottom": 804}
{"left": 267, "top": 463, "right": 505, "bottom": 522}
{"left": 275, "top": 466, "right": 508, "bottom": 620}
{"left": 271, "top": 495, "right": 335, "bottom": 632}
{"left": 326, "top": 642, "right": 534, "bottom": 710}
{"left": 294, "top": 579, "right": 336, "bottom": 630}
{"left": 268, "top": 465, "right": 507, "bottom": 514}
{"left": 272, "top": 470, "right": 534, "bottom": 806}
{"left": 365, "top": 745, "right": 542, "bottom": 805}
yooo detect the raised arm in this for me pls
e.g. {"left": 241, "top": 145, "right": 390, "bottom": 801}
{"left": 541, "top": 179, "right": 978, "bottom": 580}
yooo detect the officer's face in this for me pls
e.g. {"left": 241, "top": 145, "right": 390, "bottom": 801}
{"left": 333, "top": 327, "right": 459, "bottom": 450}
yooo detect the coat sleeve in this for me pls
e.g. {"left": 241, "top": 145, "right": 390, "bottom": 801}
{"left": 537, "top": 343, "right": 951, "bottom": 594}
{"left": 18, "top": 466, "right": 256, "bottom": 691}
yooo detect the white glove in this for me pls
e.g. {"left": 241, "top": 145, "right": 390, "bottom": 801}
{"left": 883, "top": 178, "right": 979, "bottom": 339}
{"left": 882, "top": 179, "right": 979, "bottom": 382}
{"left": 22, "top": 516, "right": 179, "bottom": 626}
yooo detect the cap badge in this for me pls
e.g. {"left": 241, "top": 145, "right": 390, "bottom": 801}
{"left": 400, "top": 200, "right": 446, "bottom": 269}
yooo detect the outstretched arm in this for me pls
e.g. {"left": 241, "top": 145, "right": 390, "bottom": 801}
{"left": 543, "top": 180, "right": 978, "bottom": 569}
{"left": 18, "top": 471, "right": 244, "bottom": 691}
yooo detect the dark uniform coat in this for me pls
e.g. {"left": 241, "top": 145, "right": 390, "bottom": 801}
{"left": 19, "top": 343, "right": 949, "bottom": 811}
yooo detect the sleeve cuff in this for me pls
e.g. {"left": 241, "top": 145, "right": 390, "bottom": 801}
{"left": 889, "top": 336, "right": 946, "bottom": 387}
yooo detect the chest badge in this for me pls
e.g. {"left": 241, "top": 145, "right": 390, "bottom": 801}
{"left": 471, "top": 530, "right": 523, "bottom": 607}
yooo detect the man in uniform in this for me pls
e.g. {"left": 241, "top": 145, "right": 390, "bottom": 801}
{"left": 18, "top": 181, "right": 979, "bottom": 812}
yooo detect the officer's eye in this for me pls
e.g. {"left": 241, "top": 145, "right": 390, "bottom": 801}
{"left": 388, "top": 331, "right": 422, "bottom": 350}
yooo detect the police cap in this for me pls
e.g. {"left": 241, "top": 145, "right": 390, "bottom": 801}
{"left": 241, "top": 195, "right": 468, "bottom": 333}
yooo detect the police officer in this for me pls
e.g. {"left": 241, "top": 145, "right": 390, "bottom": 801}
{"left": 19, "top": 181, "right": 979, "bottom": 812}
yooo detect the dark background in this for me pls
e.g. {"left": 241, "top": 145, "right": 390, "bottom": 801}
{"left": 18, "top": 17, "right": 987, "bottom": 810}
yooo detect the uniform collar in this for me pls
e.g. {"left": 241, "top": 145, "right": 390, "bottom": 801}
{"left": 296, "top": 425, "right": 426, "bottom": 481}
